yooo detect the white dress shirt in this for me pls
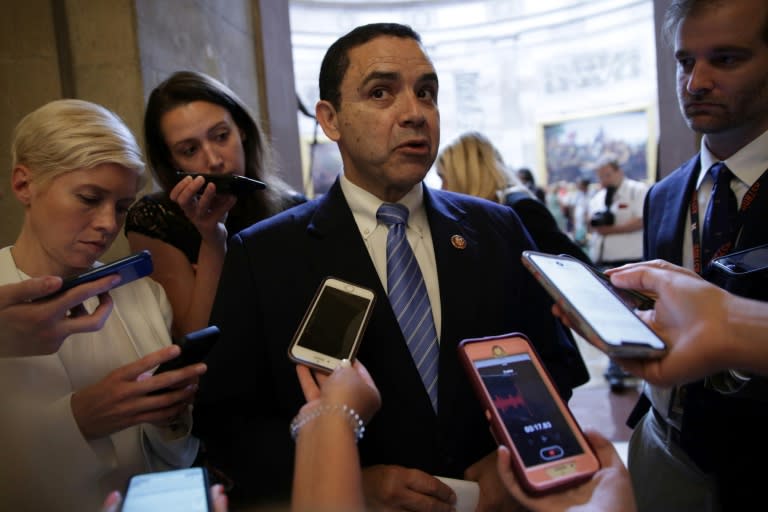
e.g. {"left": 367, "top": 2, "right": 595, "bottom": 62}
{"left": 340, "top": 175, "right": 442, "bottom": 339}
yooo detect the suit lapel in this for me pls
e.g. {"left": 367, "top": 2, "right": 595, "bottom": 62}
{"left": 649, "top": 155, "right": 700, "bottom": 264}
{"left": 422, "top": 188, "right": 483, "bottom": 347}
{"left": 303, "top": 180, "right": 383, "bottom": 291}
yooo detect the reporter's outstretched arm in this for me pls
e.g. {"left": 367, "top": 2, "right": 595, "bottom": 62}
{"left": 0, "top": 275, "right": 118, "bottom": 358}
{"left": 291, "top": 360, "right": 381, "bottom": 512}
{"left": 608, "top": 260, "right": 768, "bottom": 385}
{"left": 496, "top": 430, "right": 636, "bottom": 512}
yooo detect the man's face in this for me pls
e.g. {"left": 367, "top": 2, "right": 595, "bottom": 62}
{"left": 596, "top": 165, "right": 620, "bottom": 188}
{"left": 319, "top": 35, "right": 439, "bottom": 202}
{"left": 674, "top": 0, "right": 768, "bottom": 153}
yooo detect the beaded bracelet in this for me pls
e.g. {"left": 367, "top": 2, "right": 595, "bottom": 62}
{"left": 289, "top": 404, "right": 365, "bottom": 442}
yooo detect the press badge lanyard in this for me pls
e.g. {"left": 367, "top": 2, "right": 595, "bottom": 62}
{"left": 689, "top": 168, "right": 768, "bottom": 275}
{"left": 663, "top": 167, "right": 768, "bottom": 427}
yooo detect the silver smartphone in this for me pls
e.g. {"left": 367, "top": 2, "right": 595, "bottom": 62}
{"left": 521, "top": 250, "right": 666, "bottom": 358}
{"left": 288, "top": 277, "right": 376, "bottom": 372}
{"left": 121, "top": 467, "right": 211, "bottom": 512}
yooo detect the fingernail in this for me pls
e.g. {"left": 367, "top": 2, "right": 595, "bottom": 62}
{"left": 339, "top": 358, "right": 351, "bottom": 368}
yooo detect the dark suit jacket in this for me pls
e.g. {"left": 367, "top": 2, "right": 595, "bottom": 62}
{"left": 193, "top": 181, "right": 589, "bottom": 505}
{"left": 644, "top": 153, "right": 768, "bottom": 272}
{"left": 643, "top": 154, "right": 768, "bottom": 506}
{"left": 643, "top": 154, "right": 699, "bottom": 263}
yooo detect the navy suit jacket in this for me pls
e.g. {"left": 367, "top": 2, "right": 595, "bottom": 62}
{"left": 643, "top": 154, "right": 699, "bottom": 264}
{"left": 645, "top": 153, "right": 768, "bottom": 267}
{"left": 193, "top": 181, "right": 588, "bottom": 504}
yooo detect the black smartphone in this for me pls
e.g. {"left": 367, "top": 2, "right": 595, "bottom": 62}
{"left": 121, "top": 467, "right": 211, "bottom": 512}
{"left": 288, "top": 277, "right": 376, "bottom": 373}
{"left": 35, "top": 250, "right": 153, "bottom": 301}
{"left": 522, "top": 250, "right": 667, "bottom": 358}
{"left": 175, "top": 171, "right": 266, "bottom": 197}
{"left": 459, "top": 333, "right": 600, "bottom": 495}
{"left": 150, "top": 325, "right": 220, "bottom": 395}
{"left": 707, "top": 243, "right": 768, "bottom": 301}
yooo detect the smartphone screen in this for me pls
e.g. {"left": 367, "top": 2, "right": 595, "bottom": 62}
{"left": 475, "top": 352, "right": 584, "bottom": 467}
{"left": 459, "top": 334, "right": 599, "bottom": 494}
{"left": 522, "top": 251, "right": 666, "bottom": 358}
{"left": 289, "top": 278, "right": 376, "bottom": 372}
{"left": 121, "top": 467, "right": 210, "bottom": 512}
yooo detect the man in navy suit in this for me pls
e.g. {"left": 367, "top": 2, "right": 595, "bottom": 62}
{"left": 193, "top": 23, "right": 588, "bottom": 510}
{"left": 630, "top": 1, "right": 768, "bottom": 510}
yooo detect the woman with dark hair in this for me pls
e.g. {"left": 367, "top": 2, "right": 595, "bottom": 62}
{"left": 126, "top": 71, "right": 305, "bottom": 337}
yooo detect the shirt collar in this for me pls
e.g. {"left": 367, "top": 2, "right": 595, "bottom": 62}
{"left": 698, "top": 129, "right": 768, "bottom": 189}
{"left": 340, "top": 174, "right": 428, "bottom": 238}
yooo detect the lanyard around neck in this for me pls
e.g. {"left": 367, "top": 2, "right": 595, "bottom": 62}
{"left": 690, "top": 167, "right": 768, "bottom": 274}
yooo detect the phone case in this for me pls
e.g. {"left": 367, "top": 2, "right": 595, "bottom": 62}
{"left": 458, "top": 333, "right": 599, "bottom": 495}
{"left": 287, "top": 277, "right": 376, "bottom": 372}
{"left": 37, "top": 250, "right": 153, "bottom": 301}
{"left": 707, "top": 243, "right": 768, "bottom": 301}
{"left": 175, "top": 172, "right": 266, "bottom": 196}
{"left": 149, "top": 325, "right": 220, "bottom": 395}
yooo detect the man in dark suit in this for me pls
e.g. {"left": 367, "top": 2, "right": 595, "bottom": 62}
{"left": 630, "top": 1, "right": 768, "bottom": 510}
{"left": 193, "top": 23, "right": 588, "bottom": 510}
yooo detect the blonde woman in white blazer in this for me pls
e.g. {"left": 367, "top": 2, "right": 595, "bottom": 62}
{"left": 0, "top": 99, "right": 204, "bottom": 511}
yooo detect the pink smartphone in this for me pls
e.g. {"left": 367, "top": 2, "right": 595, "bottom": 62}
{"left": 458, "top": 333, "right": 600, "bottom": 495}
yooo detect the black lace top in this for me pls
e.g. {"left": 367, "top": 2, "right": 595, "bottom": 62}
{"left": 125, "top": 191, "right": 306, "bottom": 263}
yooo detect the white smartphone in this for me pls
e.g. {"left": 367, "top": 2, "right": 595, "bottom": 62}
{"left": 288, "top": 277, "right": 376, "bottom": 372}
{"left": 459, "top": 333, "right": 600, "bottom": 495}
{"left": 121, "top": 467, "right": 211, "bottom": 512}
{"left": 521, "top": 250, "right": 667, "bottom": 358}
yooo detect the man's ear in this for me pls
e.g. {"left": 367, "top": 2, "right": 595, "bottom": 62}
{"left": 11, "top": 165, "right": 34, "bottom": 206}
{"left": 315, "top": 100, "right": 341, "bottom": 142}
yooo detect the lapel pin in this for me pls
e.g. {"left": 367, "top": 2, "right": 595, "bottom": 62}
{"left": 451, "top": 234, "right": 467, "bottom": 249}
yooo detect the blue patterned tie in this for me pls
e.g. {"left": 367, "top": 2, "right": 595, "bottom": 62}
{"left": 702, "top": 163, "right": 738, "bottom": 267}
{"left": 377, "top": 203, "right": 439, "bottom": 412}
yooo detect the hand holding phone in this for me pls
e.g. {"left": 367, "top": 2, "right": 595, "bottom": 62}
{"left": 288, "top": 277, "right": 376, "bottom": 373}
{"left": 150, "top": 325, "right": 219, "bottom": 395}
{"left": 121, "top": 467, "right": 211, "bottom": 512}
{"left": 522, "top": 251, "right": 667, "bottom": 359}
{"left": 458, "top": 333, "right": 600, "bottom": 495}
{"left": 175, "top": 172, "right": 266, "bottom": 197}
{"left": 35, "top": 250, "right": 153, "bottom": 302}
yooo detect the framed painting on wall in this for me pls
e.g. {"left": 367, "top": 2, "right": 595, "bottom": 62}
{"left": 538, "top": 106, "right": 656, "bottom": 185}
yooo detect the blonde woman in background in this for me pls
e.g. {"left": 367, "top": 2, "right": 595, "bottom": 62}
{"left": 436, "top": 131, "right": 591, "bottom": 263}
{"left": 0, "top": 99, "right": 204, "bottom": 511}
